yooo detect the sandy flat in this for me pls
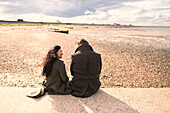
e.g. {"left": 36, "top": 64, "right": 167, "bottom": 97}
{"left": 0, "top": 87, "right": 169, "bottom": 113}
{"left": 0, "top": 25, "right": 169, "bottom": 88}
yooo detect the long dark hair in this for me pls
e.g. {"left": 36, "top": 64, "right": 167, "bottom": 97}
{"left": 42, "top": 45, "right": 61, "bottom": 77}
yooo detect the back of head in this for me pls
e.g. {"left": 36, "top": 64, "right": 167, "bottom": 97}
{"left": 78, "top": 39, "right": 89, "bottom": 46}
{"left": 54, "top": 45, "right": 61, "bottom": 53}
{"left": 74, "top": 39, "right": 94, "bottom": 52}
{"left": 42, "top": 45, "right": 61, "bottom": 77}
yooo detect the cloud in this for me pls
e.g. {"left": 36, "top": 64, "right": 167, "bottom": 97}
{"left": 0, "top": 0, "right": 170, "bottom": 26}
{"left": 152, "top": 14, "right": 170, "bottom": 23}
{"left": 136, "top": 16, "right": 154, "bottom": 22}
{"left": 0, "top": 0, "right": 145, "bottom": 17}
{"left": 165, "top": 17, "right": 170, "bottom": 22}
{"left": 135, "top": 14, "right": 170, "bottom": 25}
{"left": 138, "top": 7, "right": 170, "bottom": 14}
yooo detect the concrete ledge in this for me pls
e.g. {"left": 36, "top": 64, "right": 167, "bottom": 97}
{"left": 0, "top": 87, "right": 169, "bottom": 113}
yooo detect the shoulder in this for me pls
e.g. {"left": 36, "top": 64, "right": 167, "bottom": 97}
{"left": 95, "top": 53, "right": 101, "bottom": 58}
{"left": 72, "top": 51, "right": 81, "bottom": 57}
{"left": 72, "top": 51, "right": 100, "bottom": 57}
{"left": 58, "top": 59, "right": 64, "bottom": 64}
{"left": 95, "top": 52, "right": 101, "bottom": 56}
{"left": 54, "top": 59, "right": 65, "bottom": 67}
{"left": 90, "top": 51, "right": 101, "bottom": 56}
{"left": 89, "top": 51, "right": 101, "bottom": 60}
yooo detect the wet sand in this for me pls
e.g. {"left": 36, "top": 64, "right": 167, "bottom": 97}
{"left": 0, "top": 25, "right": 169, "bottom": 88}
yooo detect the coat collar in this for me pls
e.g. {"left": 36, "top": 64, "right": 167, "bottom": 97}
{"left": 75, "top": 44, "right": 93, "bottom": 53}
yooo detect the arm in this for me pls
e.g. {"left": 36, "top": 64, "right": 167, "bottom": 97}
{"left": 99, "top": 55, "right": 102, "bottom": 74}
{"left": 70, "top": 55, "right": 74, "bottom": 76}
{"left": 58, "top": 62, "right": 69, "bottom": 82}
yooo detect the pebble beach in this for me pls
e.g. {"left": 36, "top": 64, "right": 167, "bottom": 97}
{"left": 0, "top": 25, "right": 169, "bottom": 88}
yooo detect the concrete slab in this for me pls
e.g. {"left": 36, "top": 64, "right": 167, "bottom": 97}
{"left": 0, "top": 87, "right": 169, "bottom": 113}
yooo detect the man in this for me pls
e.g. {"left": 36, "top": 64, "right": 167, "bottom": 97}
{"left": 70, "top": 39, "right": 102, "bottom": 98}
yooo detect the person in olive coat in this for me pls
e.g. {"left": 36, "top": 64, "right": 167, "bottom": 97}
{"left": 70, "top": 39, "right": 102, "bottom": 98}
{"left": 27, "top": 45, "right": 72, "bottom": 98}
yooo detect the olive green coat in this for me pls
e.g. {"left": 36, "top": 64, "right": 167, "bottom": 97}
{"left": 45, "top": 59, "right": 72, "bottom": 94}
{"left": 27, "top": 59, "right": 72, "bottom": 98}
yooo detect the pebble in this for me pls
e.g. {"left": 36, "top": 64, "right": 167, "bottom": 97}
{"left": 0, "top": 26, "right": 169, "bottom": 88}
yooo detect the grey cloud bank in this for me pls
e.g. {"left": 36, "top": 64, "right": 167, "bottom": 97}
{"left": 1, "top": 0, "right": 144, "bottom": 17}
{"left": 0, "top": 0, "right": 170, "bottom": 26}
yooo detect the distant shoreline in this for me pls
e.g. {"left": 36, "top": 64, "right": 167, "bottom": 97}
{"left": 0, "top": 20, "right": 134, "bottom": 27}
{"left": 1, "top": 20, "right": 170, "bottom": 28}
{"left": 137, "top": 26, "right": 170, "bottom": 28}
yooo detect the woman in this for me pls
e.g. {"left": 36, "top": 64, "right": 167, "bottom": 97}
{"left": 27, "top": 45, "right": 72, "bottom": 98}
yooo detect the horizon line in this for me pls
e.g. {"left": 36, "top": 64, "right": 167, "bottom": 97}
{"left": 0, "top": 20, "right": 170, "bottom": 27}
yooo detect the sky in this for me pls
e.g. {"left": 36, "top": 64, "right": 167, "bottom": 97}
{"left": 0, "top": 0, "right": 170, "bottom": 26}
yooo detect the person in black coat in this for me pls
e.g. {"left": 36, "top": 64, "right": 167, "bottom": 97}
{"left": 70, "top": 39, "right": 102, "bottom": 98}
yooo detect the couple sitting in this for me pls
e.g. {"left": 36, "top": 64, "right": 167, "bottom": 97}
{"left": 27, "top": 39, "right": 102, "bottom": 98}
